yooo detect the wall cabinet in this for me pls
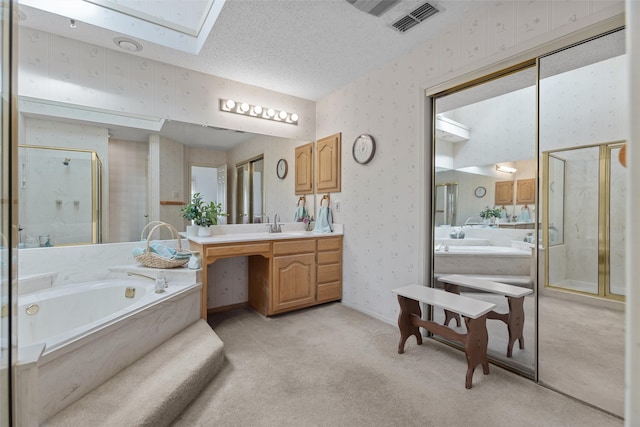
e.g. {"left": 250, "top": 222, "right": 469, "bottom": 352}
{"left": 316, "top": 133, "right": 341, "bottom": 193}
{"left": 516, "top": 179, "right": 536, "bottom": 204}
{"left": 495, "top": 181, "right": 514, "bottom": 205}
{"left": 295, "top": 142, "right": 314, "bottom": 194}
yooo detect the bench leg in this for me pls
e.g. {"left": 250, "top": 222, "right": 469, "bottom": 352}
{"left": 506, "top": 296, "right": 526, "bottom": 357}
{"left": 463, "top": 315, "right": 490, "bottom": 389}
{"left": 442, "top": 283, "right": 461, "bottom": 328}
{"left": 486, "top": 296, "right": 526, "bottom": 357}
{"left": 396, "top": 295, "right": 422, "bottom": 354}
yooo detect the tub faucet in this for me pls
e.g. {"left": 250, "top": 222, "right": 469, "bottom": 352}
{"left": 127, "top": 271, "right": 167, "bottom": 293}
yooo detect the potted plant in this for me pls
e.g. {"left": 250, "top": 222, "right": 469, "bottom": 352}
{"left": 479, "top": 206, "right": 502, "bottom": 224}
{"left": 181, "top": 193, "right": 204, "bottom": 236}
{"left": 197, "top": 200, "right": 225, "bottom": 236}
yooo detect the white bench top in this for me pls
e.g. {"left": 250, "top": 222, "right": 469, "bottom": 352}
{"left": 438, "top": 274, "right": 533, "bottom": 298}
{"left": 393, "top": 285, "right": 496, "bottom": 319}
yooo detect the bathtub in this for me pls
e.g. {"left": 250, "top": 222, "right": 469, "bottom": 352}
{"left": 15, "top": 279, "right": 201, "bottom": 424}
{"left": 434, "top": 245, "right": 534, "bottom": 276}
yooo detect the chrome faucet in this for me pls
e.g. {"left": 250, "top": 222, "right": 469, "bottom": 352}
{"left": 267, "top": 214, "right": 283, "bottom": 233}
{"left": 127, "top": 271, "right": 167, "bottom": 293}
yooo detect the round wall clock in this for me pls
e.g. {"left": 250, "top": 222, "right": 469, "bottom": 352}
{"left": 353, "top": 134, "right": 376, "bottom": 165}
{"left": 474, "top": 186, "right": 486, "bottom": 198}
{"left": 276, "top": 158, "right": 288, "bottom": 179}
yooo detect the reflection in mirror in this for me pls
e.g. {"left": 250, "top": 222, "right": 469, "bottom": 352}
{"left": 538, "top": 28, "right": 625, "bottom": 417}
{"left": 190, "top": 164, "right": 227, "bottom": 224}
{"left": 434, "top": 183, "right": 457, "bottom": 226}
{"left": 432, "top": 63, "right": 537, "bottom": 376}
{"left": 234, "top": 157, "right": 264, "bottom": 224}
{"left": 18, "top": 145, "right": 102, "bottom": 246}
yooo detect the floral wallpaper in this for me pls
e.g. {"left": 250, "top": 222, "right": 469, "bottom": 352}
{"left": 317, "top": 0, "right": 623, "bottom": 324}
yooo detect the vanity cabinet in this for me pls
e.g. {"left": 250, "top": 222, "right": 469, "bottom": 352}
{"left": 295, "top": 142, "right": 314, "bottom": 194}
{"left": 194, "top": 235, "right": 343, "bottom": 319}
{"left": 316, "top": 236, "right": 343, "bottom": 302}
{"left": 272, "top": 240, "right": 317, "bottom": 314}
{"left": 316, "top": 133, "right": 341, "bottom": 193}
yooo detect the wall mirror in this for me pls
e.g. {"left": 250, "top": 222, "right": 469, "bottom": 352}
{"left": 17, "top": 98, "right": 302, "bottom": 246}
{"left": 431, "top": 63, "right": 537, "bottom": 377}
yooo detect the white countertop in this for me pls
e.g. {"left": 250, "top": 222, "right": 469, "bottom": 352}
{"left": 186, "top": 223, "right": 343, "bottom": 245}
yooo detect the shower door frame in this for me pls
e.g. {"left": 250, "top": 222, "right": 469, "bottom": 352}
{"left": 542, "top": 141, "right": 625, "bottom": 302}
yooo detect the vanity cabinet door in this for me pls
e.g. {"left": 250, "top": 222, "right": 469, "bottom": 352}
{"left": 295, "top": 142, "right": 314, "bottom": 194}
{"left": 272, "top": 253, "right": 316, "bottom": 313}
{"left": 316, "top": 236, "right": 342, "bottom": 303}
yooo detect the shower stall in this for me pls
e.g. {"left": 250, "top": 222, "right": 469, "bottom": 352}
{"left": 18, "top": 145, "right": 103, "bottom": 246}
{"left": 542, "top": 142, "right": 625, "bottom": 300}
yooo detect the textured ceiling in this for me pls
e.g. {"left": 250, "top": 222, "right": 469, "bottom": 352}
{"left": 18, "top": 0, "right": 488, "bottom": 101}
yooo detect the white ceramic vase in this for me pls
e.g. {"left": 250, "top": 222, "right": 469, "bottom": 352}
{"left": 186, "top": 225, "right": 199, "bottom": 236}
{"left": 198, "top": 226, "right": 212, "bottom": 237}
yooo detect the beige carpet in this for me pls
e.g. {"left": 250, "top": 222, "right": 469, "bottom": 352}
{"left": 172, "top": 303, "right": 622, "bottom": 427}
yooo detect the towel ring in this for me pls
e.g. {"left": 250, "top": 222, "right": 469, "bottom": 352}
{"left": 321, "top": 194, "right": 330, "bottom": 207}
{"left": 298, "top": 196, "right": 306, "bottom": 207}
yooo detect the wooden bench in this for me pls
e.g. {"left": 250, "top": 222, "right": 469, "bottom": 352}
{"left": 392, "top": 284, "right": 496, "bottom": 389}
{"left": 438, "top": 274, "right": 534, "bottom": 357}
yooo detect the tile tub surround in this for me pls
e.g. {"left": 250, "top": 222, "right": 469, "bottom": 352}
{"left": 15, "top": 279, "right": 201, "bottom": 425}
{"left": 17, "top": 239, "right": 194, "bottom": 290}
{"left": 15, "top": 241, "right": 202, "bottom": 424}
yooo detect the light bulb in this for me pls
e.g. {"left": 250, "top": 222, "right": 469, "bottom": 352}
{"left": 254, "top": 105, "right": 263, "bottom": 115}
{"left": 240, "top": 102, "right": 250, "bottom": 113}
{"left": 290, "top": 113, "right": 299, "bottom": 122}
{"left": 266, "top": 108, "right": 275, "bottom": 118}
{"left": 225, "top": 99, "right": 236, "bottom": 110}
{"left": 278, "top": 110, "right": 288, "bottom": 120}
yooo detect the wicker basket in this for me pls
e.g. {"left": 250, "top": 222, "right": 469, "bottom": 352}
{"left": 134, "top": 222, "right": 190, "bottom": 269}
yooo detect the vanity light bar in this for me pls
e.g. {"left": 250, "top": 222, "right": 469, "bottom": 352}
{"left": 219, "top": 99, "right": 299, "bottom": 125}
{"left": 496, "top": 164, "right": 516, "bottom": 174}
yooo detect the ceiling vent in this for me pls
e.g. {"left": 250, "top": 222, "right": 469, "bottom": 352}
{"left": 345, "top": 0, "right": 401, "bottom": 17}
{"left": 392, "top": 1, "right": 439, "bottom": 33}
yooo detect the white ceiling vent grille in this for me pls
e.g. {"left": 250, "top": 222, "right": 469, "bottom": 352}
{"left": 392, "top": 1, "right": 439, "bottom": 33}
{"left": 345, "top": 0, "right": 401, "bottom": 17}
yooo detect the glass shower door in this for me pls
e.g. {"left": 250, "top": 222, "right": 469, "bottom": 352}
{"left": 544, "top": 143, "right": 626, "bottom": 299}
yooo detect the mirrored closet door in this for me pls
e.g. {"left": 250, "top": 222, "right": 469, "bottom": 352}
{"left": 538, "top": 28, "right": 626, "bottom": 417}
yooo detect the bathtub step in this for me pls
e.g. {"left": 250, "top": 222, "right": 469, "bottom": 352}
{"left": 44, "top": 319, "right": 224, "bottom": 427}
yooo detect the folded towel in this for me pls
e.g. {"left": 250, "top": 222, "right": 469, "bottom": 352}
{"left": 294, "top": 206, "right": 308, "bottom": 222}
{"left": 132, "top": 242, "right": 191, "bottom": 259}
{"left": 313, "top": 206, "right": 333, "bottom": 233}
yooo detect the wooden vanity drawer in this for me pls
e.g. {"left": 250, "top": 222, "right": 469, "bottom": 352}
{"left": 205, "top": 242, "right": 271, "bottom": 259}
{"left": 273, "top": 239, "right": 316, "bottom": 256}
{"left": 317, "top": 236, "right": 342, "bottom": 252}
{"left": 317, "top": 263, "right": 341, "bottom": 284}
{"left": 317, "top": 282, "right": 342, "bottom": 302}
{"left": 317, "top": 250, "right": 341, "bottom": 265}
